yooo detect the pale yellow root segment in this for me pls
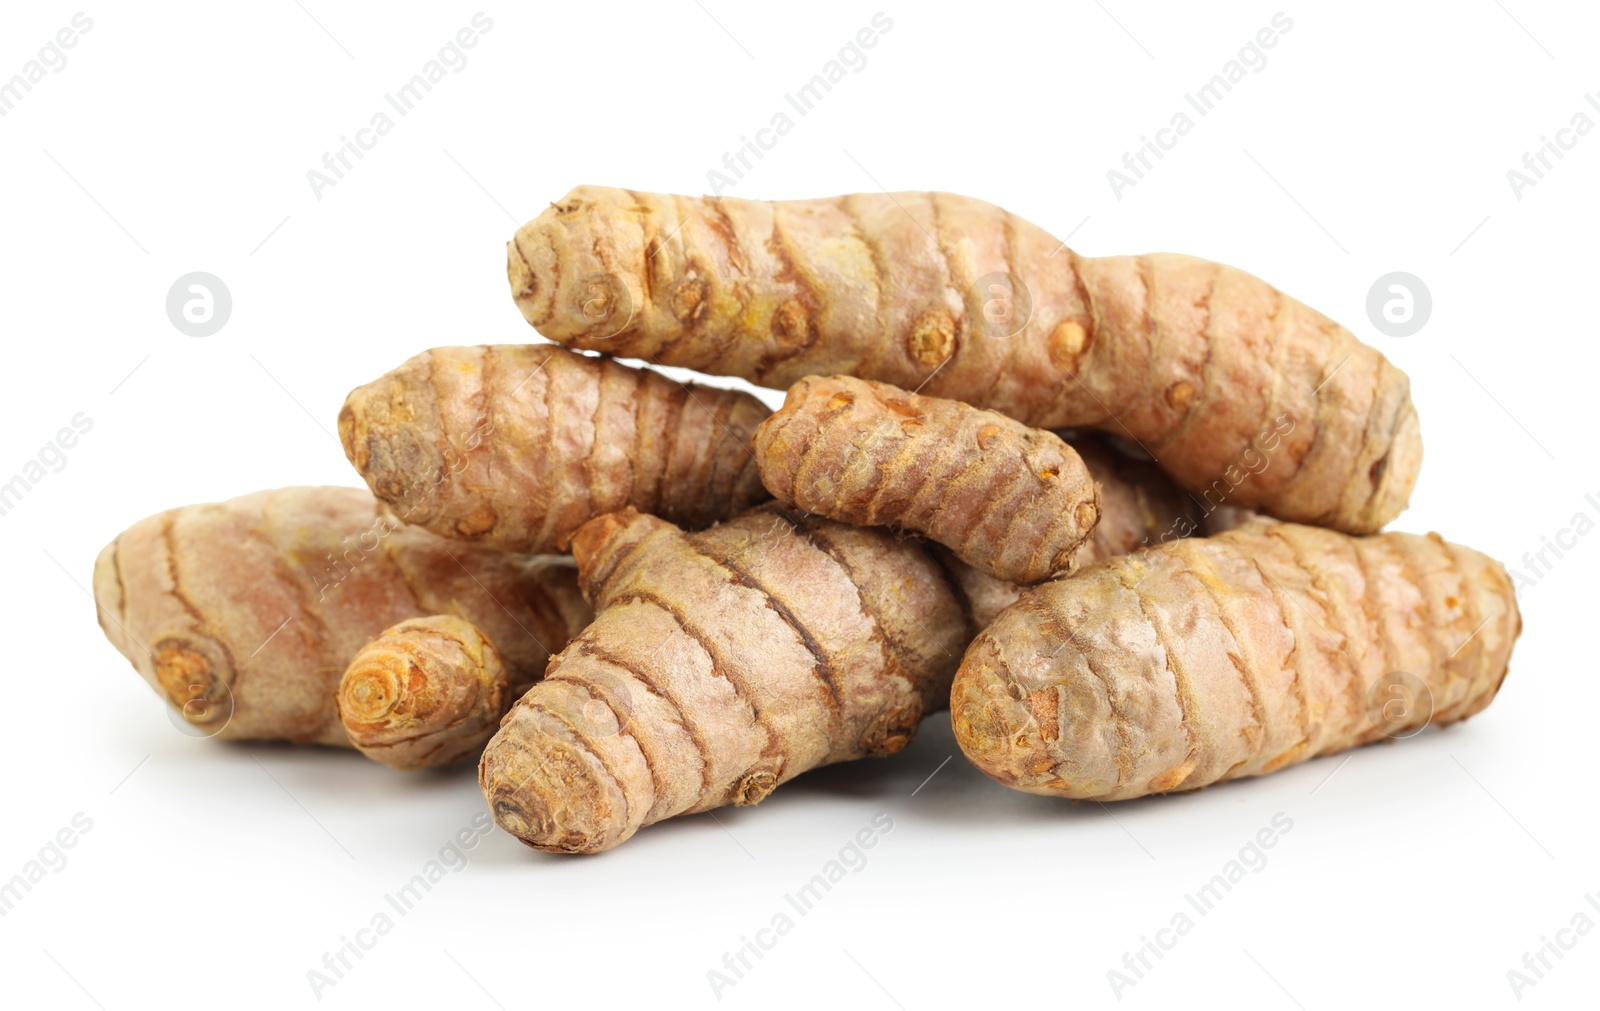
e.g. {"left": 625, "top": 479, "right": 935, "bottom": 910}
{"left": 339, "top": 344, "right": 772, "bottom": 554}
{"left": 509, "top": 187, "right": 1420, "bottom": 533}
{"left": 756, "top": 375, "right": 1100, "bottom": 584}
{"left": 479, "top": 504, "right": 980, "bottom": 854}
{"left": 338, "top": 616, "right": 511, "bottom": 770}
{"left": 950, "top": 519, "right": 1521, "bottom": 800}
{"left": 93, "top": 487, "right": 591, "bottom": 746}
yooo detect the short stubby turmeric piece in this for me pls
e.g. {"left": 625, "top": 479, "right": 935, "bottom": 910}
{"left": 339, "top": 344, "right": 772, "bottom": 554}
{"left": 338, "top": 616, "right": 511, "bottom": 770}
{"left": 951, "top": 519, "right": 1521, "bottom": 801}
{"left": 93, "top": 487, "right": 591, "bottom": 746}
{"left": 479, "top": 505, "right": 982, "bottom": 854}
{"left": 756, "top": 375, "right": 1100, "bottom": 584}
{"left": 509, "top": 187, "right": 1420, "bottom": 533}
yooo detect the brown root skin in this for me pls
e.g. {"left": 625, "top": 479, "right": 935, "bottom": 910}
{"left": 339, "top": 344, "right": 772, "bottom": 554}
{"left": 950, "top": 519, "right": 1521, "bottom": 800}
{"left": 934, "top": 432, "right": 1212, "bottom": 626}
{"left": 93, "top": 487, "right": 591, "bottom": 746}
{"left": 338, "top": 616, "right": 510, "bottom": 770}
{"left": 510, "top": 186, "right": 1419, "bottom": 533}
{"left": 479, "top": 505, "right": 976, "bottom": 854}
{"left": 755, "top": 375, "right": 1100, "bottom": 585}
{"left": 1062, "top": 432, "right": 1202, "bottom": 568}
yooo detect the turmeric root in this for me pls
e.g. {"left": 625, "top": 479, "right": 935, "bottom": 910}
{"left": 755, "top": 375, "right": 1100, "bottom": 584}
{"left": 338, "top": 616, "right": 510, "bottom": 770}
{"left": 94, "top": 487, "right": 591, "bottom": 746}
{"left": 1063, "top": 431, "right": 1220, "bottom": 566}
{"left": 937, "top": 553, "right": 1022, "bottom": 632}
{"left": 339, "top": 344, "right": 771, "bottom": 554}
{"left": 509, "top": 187, "right": 1419, "bottom": 533}
{"left": 937, "top": 432, "right": 1216, "bottom": 627}
{"left": 950, "top": 519, "right": 1520, "bottom": 800}
{"left": 479, "top": 505, "right": 980, "bottom": 854}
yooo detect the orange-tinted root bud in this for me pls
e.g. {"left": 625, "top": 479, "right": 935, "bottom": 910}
{"left": 339, "top": 616, "right": 511, "bottom": 770}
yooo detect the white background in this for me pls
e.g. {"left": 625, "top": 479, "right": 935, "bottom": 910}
{"left": 1, "top": 2, "right": 1595, "bottom": 1008}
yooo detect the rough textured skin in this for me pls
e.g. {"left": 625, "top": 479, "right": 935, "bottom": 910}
{"left": 950, "top": 519, "right": 1520, "bottom": 800}
{"left": 509, "top": 186, "right": 1420, "bottom": 533}
{"left": 338, "top": 616, "right": 511, "bottom": 770}
{"left": 756, "top": 375, "right": 1100, "bottom": 584}
{"left": 935, "top": 432, "right": 1213, "bottom": 626}
{"left": 1063, "top": 433, "right": 1211, "bottom": 567}
{"left": 940, "top": 555, "right": 1023, "bottom": 633}
{"left": 479, "top": 505, "right": 979, "bottom": 854}
{"left": 93, "top": 487, "right": 592, "bottom": 746}
{"left": 339, "top": 344, "right": 771, "bottom": 553}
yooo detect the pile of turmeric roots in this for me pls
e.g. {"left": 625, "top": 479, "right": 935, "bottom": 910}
{"left": 95, "top": 187, "right": 1520, "bottom": 854}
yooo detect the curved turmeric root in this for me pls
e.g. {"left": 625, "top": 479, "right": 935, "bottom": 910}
{"left": 93, "top": 487, "right": 591, "bottom": 746}
{"left": 951, "top": 519, "right": 1520, "bottom": 800}
{"left": 479, "top": 505, "right": 979, "bottom": 854}
{"left": 338, "top": 616, "right": 511, "bottom": 770}
{"left": 339, "top": 344, "right": 771, "bottom": 554}
{"left": 936, "top": 431, "right": 1214, "bottom": 627}
{"left": 509, "top": 187, "right": 1419, "bottom": 533}
{"left": 756, "top": 375, "right": 1100, "bottom": 584}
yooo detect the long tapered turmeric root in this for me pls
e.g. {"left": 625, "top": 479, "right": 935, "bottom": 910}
{"left": 338, "top": 344, "right": 772, "bottom": 554}
{"left": 509, "top": 187, "right": 1419, "bottom": 533}
{"left": 93, "top": 487, "right": 591, "bottom": 745}
{"left": 755, "top": 375, "right": 1101, "bottom": 584}
{"left": 338, "top": 616, "right": 511, "bottom": 770}
{"left": 950, "top": 519, "right": 1520, "bottom": 800}
{"left": 479, "top": 504, "right": 980, "bottom": 854}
